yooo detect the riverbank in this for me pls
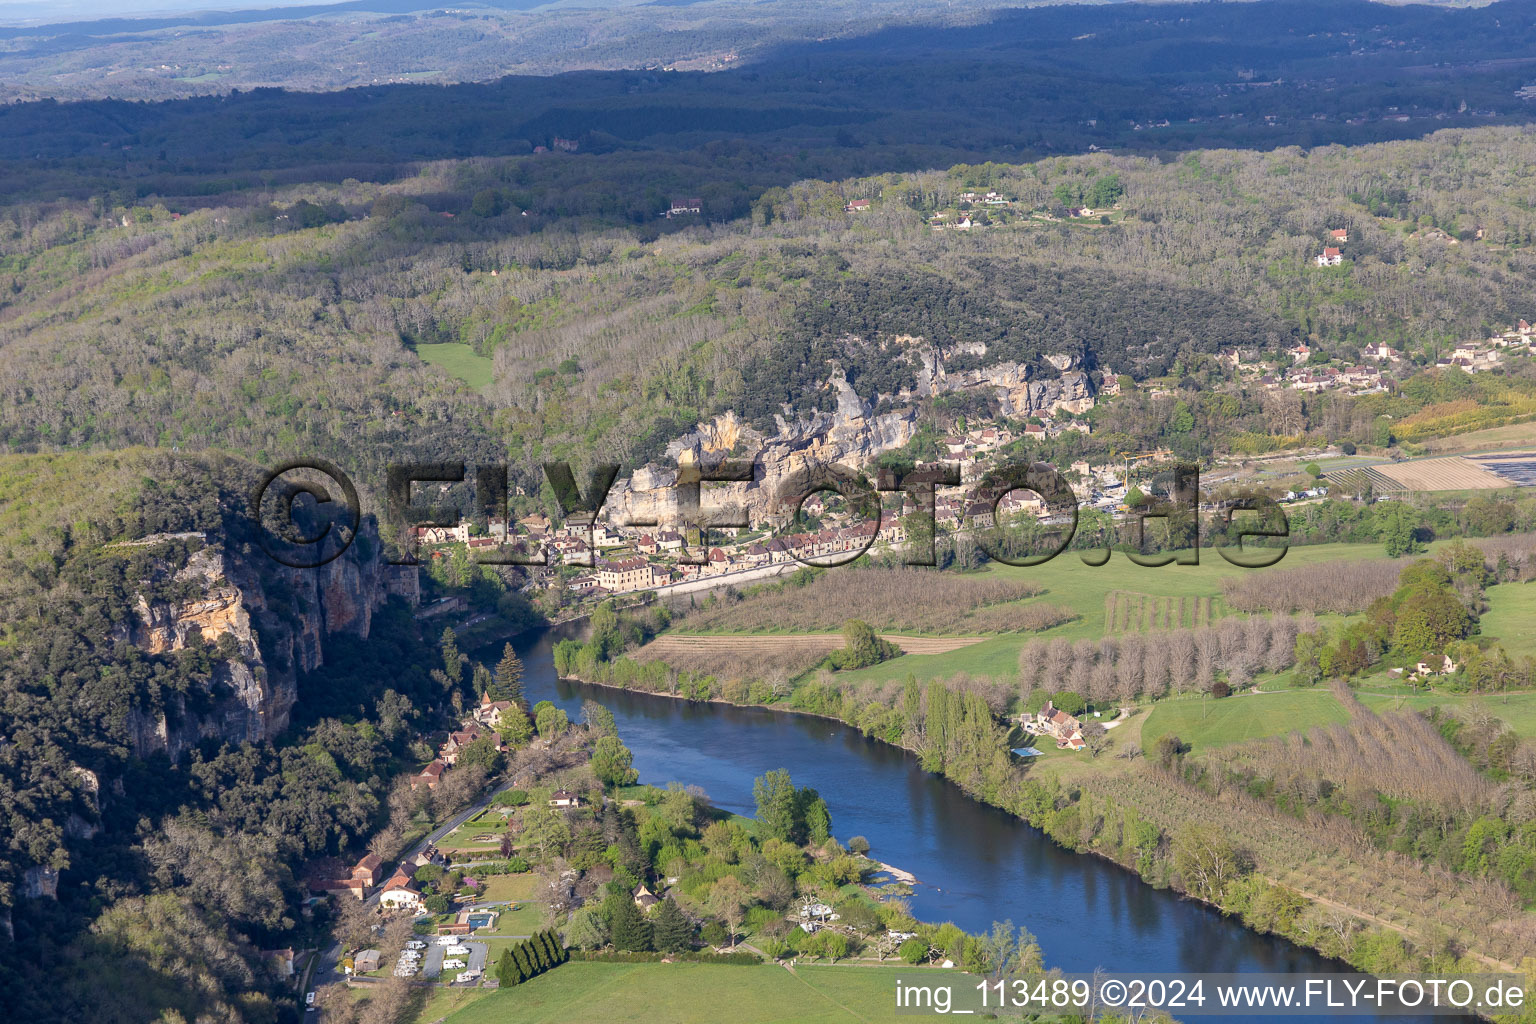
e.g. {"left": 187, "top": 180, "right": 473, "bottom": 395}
{"left": 556, "top": 668, "right": 1530, "bottom": 986}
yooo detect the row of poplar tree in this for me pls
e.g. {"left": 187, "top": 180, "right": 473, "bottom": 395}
{"left": 494, "top": 929, "right": 568, "bottom": 986}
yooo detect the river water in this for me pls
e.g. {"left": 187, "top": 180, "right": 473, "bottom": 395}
{"left": 477, "top": 626, "right": 1463, "bottom": 1023}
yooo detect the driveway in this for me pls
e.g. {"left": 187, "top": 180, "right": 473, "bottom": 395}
{"left": 424, "top": 939, "right": 489, "bottom": 983}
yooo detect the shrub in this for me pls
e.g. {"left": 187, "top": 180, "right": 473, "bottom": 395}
{"left": 568, "top": 950, "right": 761, "bottom": 965}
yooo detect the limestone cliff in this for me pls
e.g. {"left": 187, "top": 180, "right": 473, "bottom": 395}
{"left": 907, "top": 341, "right": 1096, "bottom": 417}
{"left": 119, "top": 524, "right": 398, "bottom": 760}
{"left": 611, "top": 378, "right": 919, "bottom": 523}
{"left": 611, "top": 339, "right": 1094, "bottom": 524}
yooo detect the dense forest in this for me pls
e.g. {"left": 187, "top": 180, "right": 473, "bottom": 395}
{"left": 0, "top": 451, "right": 468, "bottom": 1022}
{"left": 7, "top": 127, "right": 1536, "bottom": 508}
{"left": 8, "top": 0, "right": 1536, "bottom": 203}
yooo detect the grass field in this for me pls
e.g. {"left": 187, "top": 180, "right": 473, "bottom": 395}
{"left": 1481, "top": 583, "right": 1536, "bottom": 660}
{"left": 403, "top": 986, "right": 492, "bottom": 1023}
{"left": 1134, "top": 685, "right": 1536, "bottom": 754}
{"left": 441, "top": 961, "right": 921, "bottom": 1024}
{"left": 416, "top": 342, "right": 494, "bottom": 389}
{"left": 1140, "top": 690, "right": 1351, "bottom": 751}
{"left": 477, "top": 873, "right": 538, "bottom": 903}
{"left": 833, "top": 541, "right": 1390, "bottom": 686}
{"left": 1357, "top": 690, "right": 1536, "bottom": 738}
{"left": 1423, "top": 420, "right": 1536, "bottom": 453}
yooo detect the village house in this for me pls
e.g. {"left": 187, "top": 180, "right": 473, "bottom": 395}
{"left": 410, "top": 522, "right": 469, "bottom": 545}
{"left": 1315, "top": 247, "right": 1343, "bottom": 267}
{"left": 410, "top": 759, "right": 447, "bottom": 790}
{"left": 378, "top": 871, "right": 424, "bottom": 912}
{"left": 1329, "top": 228, "right": 1349, "bottom": 242}
{"left": 260, "top": 948, "right": 296, "bottom": 978}
{"left": 963, "top": 502, "right": 996, "bottom": 528}
{"left": 549, "top": 790, "right": 583, "bottom": 808}
{"left": 845, "top": 199, "right": 871, "bottom": 212}
{"left": 596, "top": 556, "right": 662, "bottom": 593}
{"left": 1407, "top": 653, "right": 1458, "bottom": 682}
{"left": 439, "top": 722, "right": 502, "bottom": 765}
{"left": 1023, "top": 700, "right": 1086, "bottom": 750}
{"left": 308, "top": 875, "right": 366, "bottom": 900}
{"left": 633, "top": 883, "right": 660, "bottom": 910}
{"left": 351, "top": 853, "right": 384, "bottom": 888}
{"left": 666, "top": 197, "right": 702, "bottom": 218}
{"left": 473, "top": 691, "right": 518, "bottom": 728}
{"left": 656, "top": 530, "right": 686, "bottom": 552}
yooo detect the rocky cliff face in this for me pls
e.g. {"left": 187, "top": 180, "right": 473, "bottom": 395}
{"left": 611, "top": 341, "right": 1093, "bottom": 524}
{"left": 611, "top": 380, "right": 919, "bottom": 523}
{"left": 907, "top": 341, "right": 1096, "bottom": 417}
{"left": 120, "top": 524, "right": 395, "bottom": 760}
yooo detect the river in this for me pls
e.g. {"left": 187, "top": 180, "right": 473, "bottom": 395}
{"left": 475, "top": 626, "right": 1465, "bottom": 1023}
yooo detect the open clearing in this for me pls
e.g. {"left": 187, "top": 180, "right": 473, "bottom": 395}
{"left": 415, "top": 342, "right": 494, "bottom": 389}
{"left": 441, "top": 961, "right": 917, "bottom": 1024}
{"left": 1141, "top": 689, "right": 1351, "bottom": 751}
{"left": 1481, "top": 582, "right": 1536, "bottom": 660}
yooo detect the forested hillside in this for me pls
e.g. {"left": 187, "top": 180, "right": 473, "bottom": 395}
{"left": 6, "top": 128, "right": 1536, "bottom": 503}
{"left": 0, "top": 450, "right": 458, "bottom": 1022}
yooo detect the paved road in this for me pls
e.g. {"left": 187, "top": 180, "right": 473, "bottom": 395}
{"left": 424, "top": 939, "right": 489, "bottom": 982}
{"left": 313, "top": 777, "right": 525, "bottom": 989}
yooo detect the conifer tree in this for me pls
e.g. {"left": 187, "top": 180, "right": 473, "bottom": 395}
{"left": 652, "top": 896, "right": 693, "bottom": 953}
{"left": 441, "top": 626, "right": 464, "bottom": 687}
{"left": 493, "top": 642, "right": 526, "bottom": 707}
{"left": 609, "top": 892, "right": 653, "bottom": 951}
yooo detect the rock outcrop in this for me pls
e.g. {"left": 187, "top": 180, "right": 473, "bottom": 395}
{"left": 119, "top": 524, "right": 394, "bottom": 760}
{"left": 610, "top": 342, "right": 1093, "bottom": 524}
{"left": 611, "top": 378, "right": 919, "bottom": 524}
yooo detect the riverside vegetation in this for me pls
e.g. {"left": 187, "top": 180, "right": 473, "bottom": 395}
{"left": 555, "top": 536, "right": 1536, "bottom": 994}
{"left": 10, "top": 5, "right": 1536, "bottom": 1019}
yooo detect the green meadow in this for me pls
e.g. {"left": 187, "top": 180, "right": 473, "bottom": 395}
{"left": 416, "top": 342, "right": 494, "bottom": 389}
{"left": 440, "top": 961, "right": 919, "bottom": 1024}
{"left": 1140, "top": 689, "right": 1351, "bottom": 752}
{"left": 1479, "top": 582, "right": 1536, "bottom": 660}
